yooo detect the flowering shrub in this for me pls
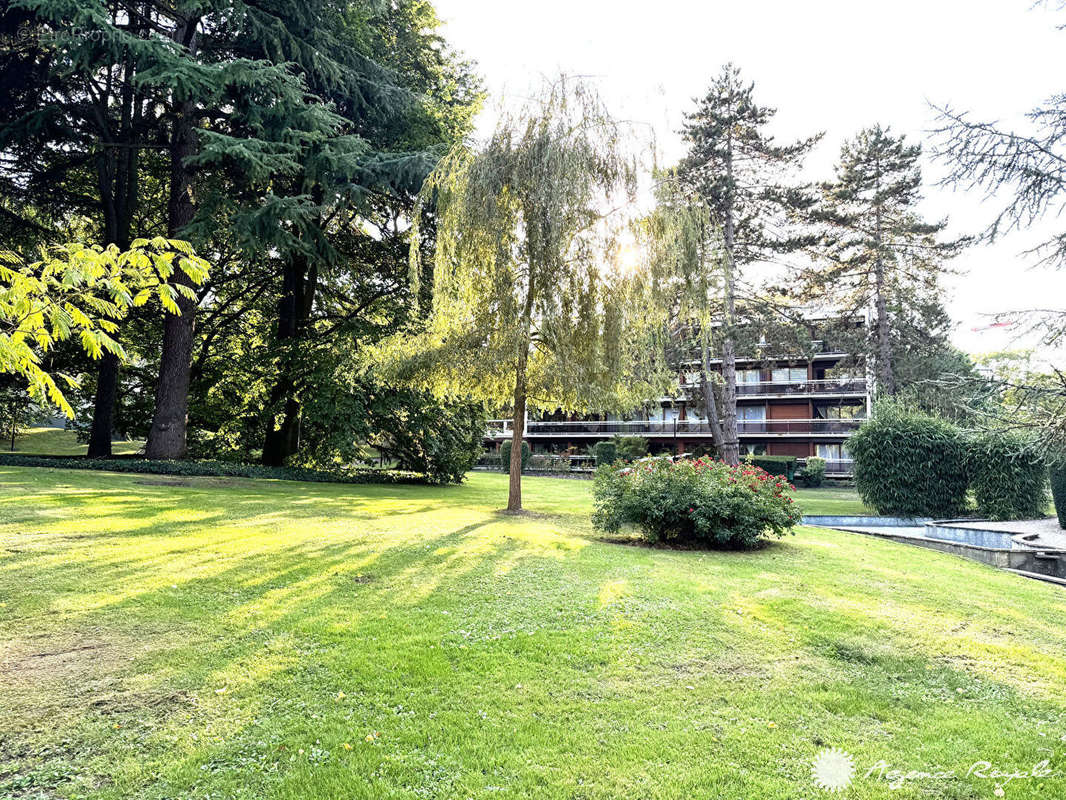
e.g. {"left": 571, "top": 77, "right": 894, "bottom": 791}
{"left": 592, "top": 456, "right": 802, "bottom": 549}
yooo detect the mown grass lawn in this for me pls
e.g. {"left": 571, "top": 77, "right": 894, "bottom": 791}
{"left": 1, "top": 468, "right": 1064, "bottom": 799}
{"left": 7, "top": 427, "right": 143, "bottom": 457}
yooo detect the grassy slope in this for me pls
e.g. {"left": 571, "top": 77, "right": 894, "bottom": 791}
{"left": 0, "top": 468, "right": 1063, "bottom": 799}
{"left": 7, "top": 426, "right": 143, "bottom": 457}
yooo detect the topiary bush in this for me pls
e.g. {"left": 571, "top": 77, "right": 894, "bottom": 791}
{"left": 799, "top": 456, "right": 826, "bottom": 488}
{"left": 965, "top": 431, "right": 1048, "bottom": 521}
{"left": 499, "top": 440, "right": 531, "bottom": 473}
{"left": 848, "top": 404, "right": 968, "bottom": 518}
{"left": 592, "top": 440, "right": 618, "bottom": 467}
{"left": 1049, "top": 460, "right": 1066, "bottom": 529}
{"left": 591, "top": 456, "right": 801, "bottom": 549}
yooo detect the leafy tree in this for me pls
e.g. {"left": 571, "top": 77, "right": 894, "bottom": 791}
{"left": 801, "top": 126, "right": 960, "bottom": 395}
{"left": 676, "top": 64, "right": 820, "bottom": 464}
{"left": 0, "top": 386, "right": 48, "bottom": 450}
{"left": 0, "top": 239, "right": 207, "bottom": 416}
{"left": 382, "top": 78, "right": 664, "bottom": 511}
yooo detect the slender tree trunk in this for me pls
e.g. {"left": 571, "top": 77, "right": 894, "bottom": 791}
{"left": 507, "top": 371, "right": 527, "bottom": 512}
{"left": 719, "top": 142, "right": 740, "bottom": 466}
{"left": 145, "top": 19, "right": 200, "bottom": 459}
{"left": 699, "top": 328, "right": 726, "bottom": 455}
{"left": 87, "top": 354, "right": 121, "bottom": 457}
{"left": 88, "top": 13, "right": 144, "bottom": 458}
{"left": 872, "top": 176, "right": 894, "bottom": 396}
{"left": 507, "top": 273, "right": 536, "bottom": 512}
{"left": 262, "top": 250, "right": 316, "bottom": 466}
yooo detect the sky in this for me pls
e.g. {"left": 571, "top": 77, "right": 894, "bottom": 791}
{"left": 433, "top": 0, "right": 1066, "bottom": 358}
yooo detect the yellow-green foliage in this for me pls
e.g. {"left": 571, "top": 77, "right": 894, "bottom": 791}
{"left": 376, "top": 78, "right": 670, "bottom": 415}
{"left": 0, "top": 239, "right": 209, "bottom": 416}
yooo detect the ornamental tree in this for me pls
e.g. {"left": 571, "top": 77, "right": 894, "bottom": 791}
{"left": 382, "top": 78, "right": 666, "bottom": 511}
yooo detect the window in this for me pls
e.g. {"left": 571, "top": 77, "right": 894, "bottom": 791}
{"left": 743, "top": 444, "right": 767, "bottom": 456}
{"left": 817, "top": 443, "right": 850, "bottom": 460}
{"left": 771, "top": 366, "right": 807, "bottom": 383}
{"left": 817, "top": 444, "right": 841, "bottom": 460}
{"left": 738, "top": 406, "right": 766, "bottom": 420}
{"left": 821, "top": 404, "right": 866, "bottom": 419}
{"left": 737, "top": 369, "right": 761, "bottom": 384}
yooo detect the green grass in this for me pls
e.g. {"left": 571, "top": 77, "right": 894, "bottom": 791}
{"left": 1, "top": 468, "right": 1064, "bottom": 799}
{"left": 7, "top": 426, "right": 143, "bottom": 457}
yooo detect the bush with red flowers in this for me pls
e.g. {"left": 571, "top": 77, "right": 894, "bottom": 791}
{"left": 592, "top": 456, "right": 802, "bottom": 549}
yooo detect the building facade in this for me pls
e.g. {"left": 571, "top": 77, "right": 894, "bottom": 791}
{"left": 486, "top": 333, "right": 870, "bottom": 477}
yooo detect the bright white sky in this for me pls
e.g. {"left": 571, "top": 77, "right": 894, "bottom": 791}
{"left": 434, "top": 0, "right": 1066, "bottom": 358}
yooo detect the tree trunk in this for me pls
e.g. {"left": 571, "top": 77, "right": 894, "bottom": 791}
{"left": 872, "top": 173, "right": 894, "bottom": 396}
{"left": 507, "top": 273, "right": 536, "bottom": 512}
{"left": 261, "top": 250, "right": 317, "bottom": 466}
{"left": 719, "top": 141, "right": 740, "bottom": 466}
{"left": 87, "top": 11, "right": 143, "bottom": 458}
{"left": 145, "top": 19, "right": 200, "bottom": 460}
{"left": 699, "top": 329, "right": 726, "bottom": 455}
{"left": 87, "top": 353, "right": 120, "bottom": 457}
{"left": 507, "top": 377, "right": 526, "bottom": 512}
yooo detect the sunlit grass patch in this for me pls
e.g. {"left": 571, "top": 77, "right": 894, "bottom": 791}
{"left": 0, "top": 468, "right": 1063, "bottom": 798}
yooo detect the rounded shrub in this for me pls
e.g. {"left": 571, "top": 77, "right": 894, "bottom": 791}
{"left": 592, "top": 440, "right": 618, "bottom": 467}
{"left": 591, "top": 456, "right": 801, "bottom": 549}
{"left": 848, "top": 404, "right": 967, "bottom": 518}
{"left": 1050, "top": 460, "right": 1066, "bottom": 530}
{"left": 799, "top": 456, "right": 826, "bottom": 488}
{"left": 499, "top": 440, "right": 530, "bottom": 473}
{"left": 965, "top": 431, "right": 1047, "bottom": 521}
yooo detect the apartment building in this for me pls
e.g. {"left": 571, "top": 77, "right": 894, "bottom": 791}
{"left": 486, "top": 329, "right": 871, "bottom": 477}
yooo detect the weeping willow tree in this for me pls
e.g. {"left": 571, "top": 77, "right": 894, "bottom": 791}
{"left": 384, "top": 78, "right": 667, "bottom": 511}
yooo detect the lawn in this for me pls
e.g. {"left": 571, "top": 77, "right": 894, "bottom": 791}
{"left": 6, "top": 426, "right": 143, "bottom": 457}
{"left": 1, "top": 468, "right": 1064, "bottom": 799}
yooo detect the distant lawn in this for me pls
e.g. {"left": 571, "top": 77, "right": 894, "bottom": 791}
{"left": 7, "top": 426, "right": 143, "bottom": 457}
{"left": 1, "top": 468, "right": 1063, "bottom": 799}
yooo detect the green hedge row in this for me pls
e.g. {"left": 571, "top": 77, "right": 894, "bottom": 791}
{"left": 748, "top": 455, "right": 797, "bottom": 480}
{"left": 1050, "top": 464, "right": 1066, "bottom": 529}
{"left": 849, "top": 405, "right": 970, "bottom": 518}
{"left": 0, "top": 454, "right": 427, "bottom": 485}
{"left": 965, "top": 430, "right": 1048, "bottom": 521}
{"left": 850, "top": 404, "right": 1049, "bottom": 520}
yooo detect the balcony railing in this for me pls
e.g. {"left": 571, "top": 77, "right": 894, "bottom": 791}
{"left": 725, "top": 378, "right": 867, "bottom": 396}
{"left": 486, "top": 418, "right": 862, "bottom": 438}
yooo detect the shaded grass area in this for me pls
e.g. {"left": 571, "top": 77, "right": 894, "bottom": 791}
{"left": 1, "top": 468, "right": 1064, "bottom": 799}
{"left": 8, "top": 426, "right": 143, "bottom": 457}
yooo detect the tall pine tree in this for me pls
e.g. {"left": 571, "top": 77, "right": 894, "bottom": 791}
{"left": 677, "top": 64, "right": 819, "bottom": 465}
{"left": 804, "top": 125, "right": 959, "bottom": 396}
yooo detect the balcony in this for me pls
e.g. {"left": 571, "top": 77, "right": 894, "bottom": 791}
{"left": 486, "top": 418, "right": 862, "bottom": 439}
{"left": 732, "top": 378, "right": 867, "bottom": 397}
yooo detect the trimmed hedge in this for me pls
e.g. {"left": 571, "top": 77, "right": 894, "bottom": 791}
{"left": 0, "top": 453, "right": 426, "bottom": 485}
{"left": 1050, "top": 463, "right": 1066, "bottom": 529}
{"left": 848, "top": 405, "right": 968, "bottom": 518}
{"left": 749, "top": 455, "right": 797, "bottom": 480}
{"left": 499, "top": 440, "right": 531, "bottom": 473}
{"left": 965, "top": 431, "right": 1047, "bottom": 521}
